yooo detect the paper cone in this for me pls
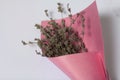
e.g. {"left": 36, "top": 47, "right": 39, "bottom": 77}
{"left": 41, "top": 1, "right": 110, "bottom": 80}
{"left": 49, "top": 52, "right": 106, "bottom": 80}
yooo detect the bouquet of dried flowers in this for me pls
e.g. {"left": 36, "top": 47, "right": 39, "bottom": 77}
{"left": 22, "top": 3, "right": 88, "bottom": 57}
{"left": 22, "top": 2, "right": 110, "bottom": 80}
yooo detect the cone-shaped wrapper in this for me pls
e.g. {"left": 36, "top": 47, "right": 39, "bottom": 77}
{"left": 41, "top": 1, "right": 109, "bottom": 80}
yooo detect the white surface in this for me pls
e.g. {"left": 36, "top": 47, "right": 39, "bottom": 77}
{"left": 0, "top": 0, "right": 120, "bottom": 80}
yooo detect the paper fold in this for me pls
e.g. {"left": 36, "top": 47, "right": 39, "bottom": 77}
{"left": 49, "top": 52, "right": 106, "bottom": 80}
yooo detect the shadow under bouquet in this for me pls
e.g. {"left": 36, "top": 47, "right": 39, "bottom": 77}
{"left": 22, "top": 1, "right": 110, "bottom": 80}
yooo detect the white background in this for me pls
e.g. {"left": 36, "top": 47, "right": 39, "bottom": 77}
{"left": 0, "top": 0, "right": 120, "bottom": 80}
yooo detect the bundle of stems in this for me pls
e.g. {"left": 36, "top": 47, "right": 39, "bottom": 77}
{"left": 22, "top": 3, "right": 88, "bottom": 57}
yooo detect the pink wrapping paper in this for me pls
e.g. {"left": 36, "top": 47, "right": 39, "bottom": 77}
{"left": 41, "top": 1, "right": 110, "bottom": 80}
{"left": 50, "top": 52, "right": 106, "bottom": 80}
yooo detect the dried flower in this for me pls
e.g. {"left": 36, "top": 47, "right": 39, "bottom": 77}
{"left": 57, "top": 3, "right": 63, "bottom": 13}
{"left": 80, "top": 14, "right": 86, "bottom": 38}
{"left": 35, "top": 24, "right": 41, "bottom": 29}
{"left": 21, "top": 40, "right": 27, "bottom": 45}
{"left": 44, "top": 10, "right": 48, "bottom": 17}
{"left": 57, "top": 3, "right": 61, "bottom": 6}
{"left": 67, "top": 3, "right": 71, "bottom": 14}
{"left": 35, "top": 50, "right": 41, "bottom": 55}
